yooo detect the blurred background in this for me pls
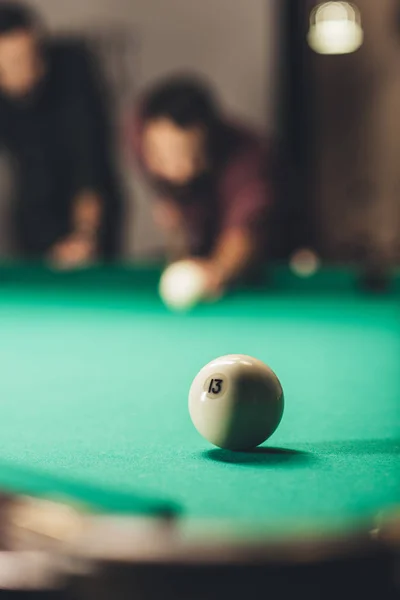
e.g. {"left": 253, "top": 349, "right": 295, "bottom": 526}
{"left": 0, "top": 0, "right": 398, "bottom": 267}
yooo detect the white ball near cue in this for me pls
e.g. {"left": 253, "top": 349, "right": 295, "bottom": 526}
{"left": 189, "top": 354, "right": 284, "bottom": 451}
{"left": 159, "top": 260, "right": 208, "bottom": 312}
{"left": 290, "top": 248, "right": 320, "bottom": 278}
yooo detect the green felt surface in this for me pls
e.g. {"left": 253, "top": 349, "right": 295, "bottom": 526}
{"left": 0, "top": 265, "right": 399, "bottom": 530}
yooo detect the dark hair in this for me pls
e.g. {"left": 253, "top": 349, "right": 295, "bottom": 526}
{"left": 141, "top": 75, "right": 219, "bottom": 130}
{"left": 0, "top": 2, "right": 38, "bottom": 36}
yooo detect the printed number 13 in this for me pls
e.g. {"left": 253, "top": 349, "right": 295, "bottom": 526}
{"left": 208, "top": 379, "right": 223, "bottom": 394}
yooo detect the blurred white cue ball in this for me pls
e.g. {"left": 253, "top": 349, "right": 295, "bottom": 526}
{"left": 290, "top": 248, "right": 320, "bottom": 278}
{"left": 159, "top": 260, "right": 207, "bottom": 311}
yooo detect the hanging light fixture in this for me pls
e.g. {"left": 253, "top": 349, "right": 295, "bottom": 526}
{"left": 308, "top": 2, "right": 364, "bottom": 55}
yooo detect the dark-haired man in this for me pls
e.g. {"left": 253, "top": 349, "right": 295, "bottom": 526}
{"left": 0, "top": 2, "right": 123, "bottom": 266}
{"left": 132, "top": 76, "right": 276, "bottom": 297}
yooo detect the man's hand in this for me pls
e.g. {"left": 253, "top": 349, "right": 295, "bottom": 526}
{"left": 188, "top": 259, "right": 226, "bottom": 301}
{"left": 48, "top": 190, "right": 102, "bottom": 270}
{"left": 48, "top": 233, "right": 96, "bottom": 271}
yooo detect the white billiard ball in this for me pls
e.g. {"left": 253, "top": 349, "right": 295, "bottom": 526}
{"left": 159, "top": 260, "right": 207, "bottom": 312}
{"left": 189, "top": 355, "right": 284, "bottom": 451}
{"left": 289, "top": 248, "right": 320, "bottom": 278}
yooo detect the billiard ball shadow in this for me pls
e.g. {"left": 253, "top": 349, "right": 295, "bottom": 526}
{"left": 203, "top": 447, "right": 314, "bottom": 467}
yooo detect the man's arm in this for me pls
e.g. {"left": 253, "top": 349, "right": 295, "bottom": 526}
{"left": 49, "top": 190, "right": 102, "bottom": 268}
{"left": 49, "top": 42, "right": 119, "bottom": 267}
{"left": 72, "top": 189, "right": 103, "bottom": 239}
{"left": 206, "top": 154, "right": 273, "bottom": 290}
{"left": 209, "top": 227, "right": 259, "bottom": 285}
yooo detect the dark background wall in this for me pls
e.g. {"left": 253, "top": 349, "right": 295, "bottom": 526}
{"left": 304, "top": 0, "right": 400, "bottom": 265}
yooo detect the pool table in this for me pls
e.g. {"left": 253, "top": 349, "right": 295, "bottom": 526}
{"left": 0, "top": 264, "right": 398, "bottom": 598}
